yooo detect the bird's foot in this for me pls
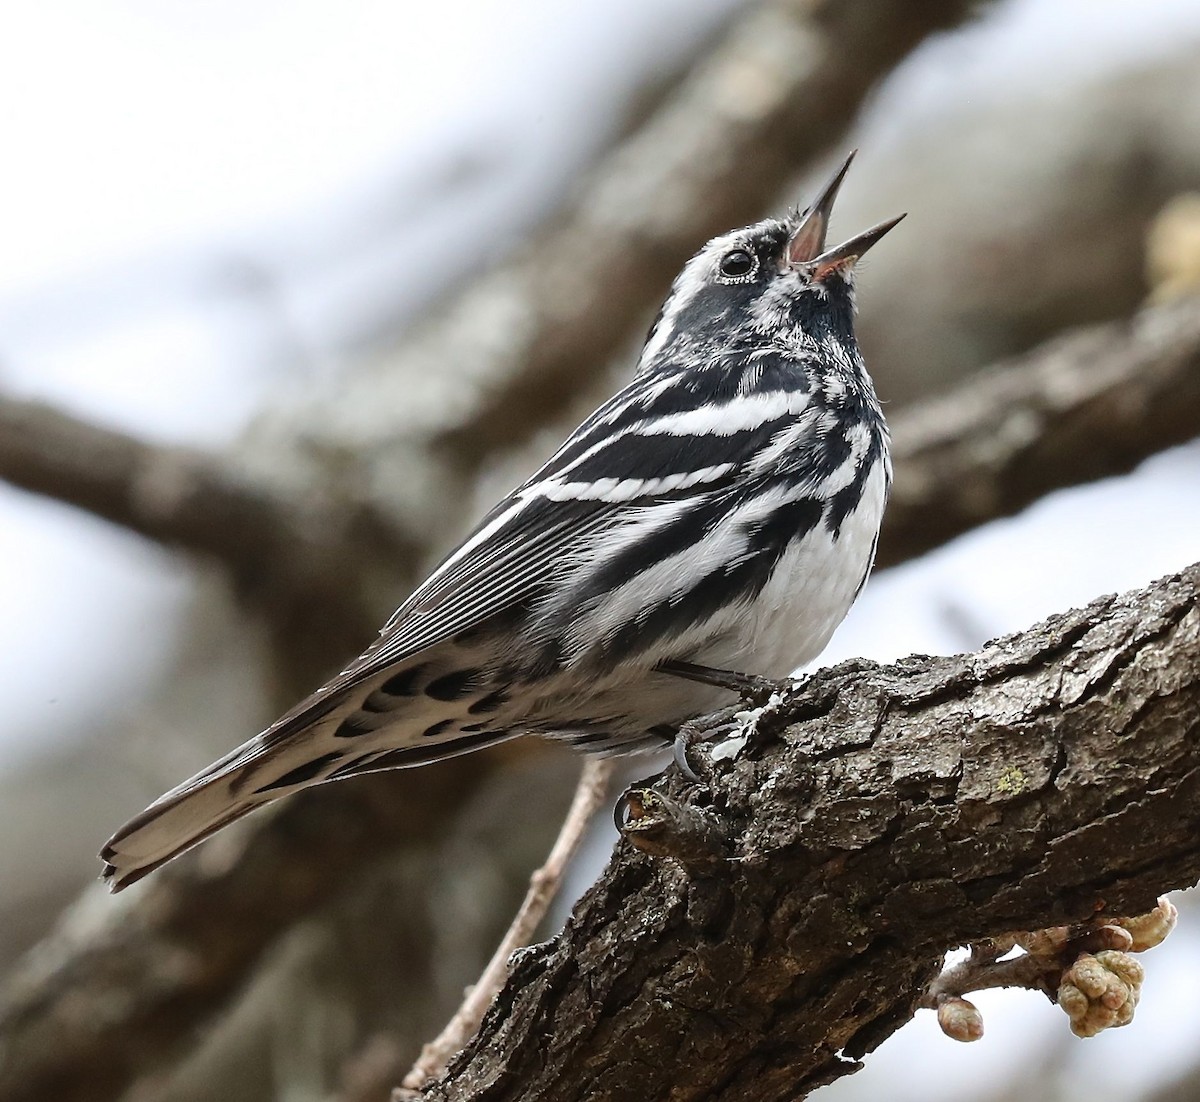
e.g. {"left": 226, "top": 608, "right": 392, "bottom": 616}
{"left": 659, "top": 661, "right": 793, "bottom": 781}
{"left": 669, "top": 703, "right": 760, "bottom": 782}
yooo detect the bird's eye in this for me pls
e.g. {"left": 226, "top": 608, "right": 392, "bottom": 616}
{"left": 718, "top": 248, "right": 756, "bottom": 281}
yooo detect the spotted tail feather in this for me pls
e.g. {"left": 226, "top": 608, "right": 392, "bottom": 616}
{"left": 100, "top": 663, "right": 514, "bottom": 891}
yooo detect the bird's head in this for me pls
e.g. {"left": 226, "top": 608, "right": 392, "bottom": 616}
{"left": 638, "top": 151, "right": 904, "bottom": 372}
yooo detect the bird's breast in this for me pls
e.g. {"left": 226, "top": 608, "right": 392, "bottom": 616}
{"left": 695, "top": 453, "right": 889, "bottom": 678}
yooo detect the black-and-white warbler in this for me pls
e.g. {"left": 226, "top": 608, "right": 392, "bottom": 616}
{"left": 102, "top": 153, "right": 902, "bottom": 891}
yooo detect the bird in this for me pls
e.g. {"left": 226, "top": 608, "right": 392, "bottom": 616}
{"left": 101, "top": 152, "right": 902, "bottom": 891}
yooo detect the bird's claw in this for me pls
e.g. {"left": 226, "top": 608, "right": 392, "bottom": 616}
{"left": 673, "top": 724, "right": 704, "bottom": 782}
{"left": 669, "top": 703, "right": 748, "bottom": 782}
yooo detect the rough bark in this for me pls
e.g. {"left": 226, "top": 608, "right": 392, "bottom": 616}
{"left": 419, "top": 562, "right": 1200, "bottom": 1101}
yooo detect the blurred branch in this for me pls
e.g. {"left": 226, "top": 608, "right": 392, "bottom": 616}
{"left": 0, "top": 394, "right": 407, "bottom": 670}
{"left": 409, "top": 0, "right": 986, "bottom": 465}
{"left": 419, "top": 563, "right": 1200, "bottom": 1101}
{"left": 880, "top": 293, "right": 1200, "bottom": 567}
{"left": 10, "top": 287, "right": 1200, "bottom": 629}
{"left": 0, "top": 0, "right": 986, "bottom": 675}
{"left": 0, "top": 752, "right": 514, "bottom": 1102}
{"left": 0, "top": 395, "right": 303, "bottom": 563}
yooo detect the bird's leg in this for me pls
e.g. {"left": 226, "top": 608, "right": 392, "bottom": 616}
{"left": 656, "top": 658, "right": 783, "bottom": 698}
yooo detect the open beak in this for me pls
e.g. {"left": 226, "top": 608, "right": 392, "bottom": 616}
{"left": 785, "top": 150, "right": 856, "bottom": 265}
{"left": 785, "top": 150, "right": 905, "bottom": 280}
{"left": 804, "top": 214, "right": 906, "bottom": 281}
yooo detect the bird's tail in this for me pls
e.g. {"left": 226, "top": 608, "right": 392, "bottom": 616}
{"left": 100, "top": 731, "right": 317, "bottom": 891}
{"left": 100, "top": 666, "right": 515, "bottom": 891}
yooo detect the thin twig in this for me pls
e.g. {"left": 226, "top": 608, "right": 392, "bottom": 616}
{"left": 920, "top": 950, "right": 1048, "bottom": 1009}
{"left": 396, "top": 757, "right": 615, "bottom": 1097}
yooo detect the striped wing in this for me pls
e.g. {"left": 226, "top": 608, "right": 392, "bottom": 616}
{"left": 324, "top": 368, "right": 812, "bottom": 686}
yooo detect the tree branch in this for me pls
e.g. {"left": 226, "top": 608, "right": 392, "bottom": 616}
{"left": 4, "top": 300, "right": 1198, "bottom": 1102}
{"left": 0, "top": 395, "right": 301, "bottom": 563}
{"left": 10, "top": 280, "right": 1200, "bottom": 634}
{"left": 23, "top": 6, "right": 1200, "bottom": 1094}
{"left": 418, "top": 562, "right": 1200, "bottom": 1101}
{"left": 880, "top": 293, "right": 1200, "bottom": 566}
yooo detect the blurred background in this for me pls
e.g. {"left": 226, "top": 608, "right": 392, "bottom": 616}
{"left": 2, "top": 1, "right": 1200, "bottom": 1100}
